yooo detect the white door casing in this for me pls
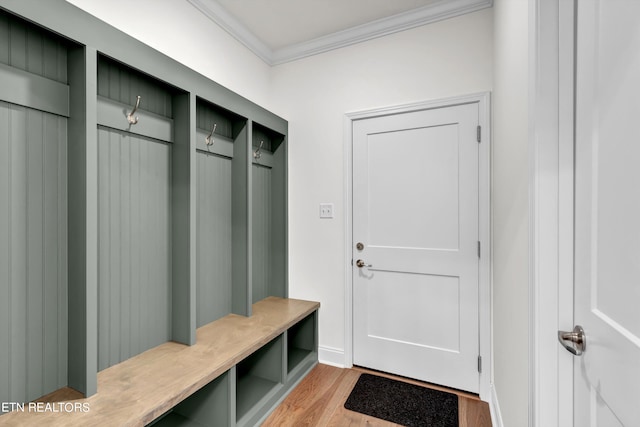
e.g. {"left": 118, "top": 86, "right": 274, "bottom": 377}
{"left": 573, "top": 1, "right": 640, "bottom": 425}
{"left": 348, "top": 95, "right": 490, "bottom": 395}
{"left": 531, "top": 1, "right": 640, "bottom": 426}
{"left": 529, "top": 0, "right": 576, "bottom": 425}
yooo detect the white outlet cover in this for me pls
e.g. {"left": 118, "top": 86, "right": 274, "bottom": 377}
{"left": 319, "top": 203, "right": 334, "bottom": 219}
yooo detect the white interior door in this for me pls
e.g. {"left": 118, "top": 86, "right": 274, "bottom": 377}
{"left": 572, "top": 1, "right": 640, "bottom": 425}
{"left": 352, "top": 102, "right": 480, "bottom": 393}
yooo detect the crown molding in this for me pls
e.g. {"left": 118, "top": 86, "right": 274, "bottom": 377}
{"left": 187, "top": 0, "right": 273, "bottom": 63}
{"left": 188, "top": 0, "right": 493, "bottom": 66}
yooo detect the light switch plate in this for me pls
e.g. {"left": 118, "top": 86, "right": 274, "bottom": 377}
{"left": 319, "top": 203, "right": 334, "bottom": 219}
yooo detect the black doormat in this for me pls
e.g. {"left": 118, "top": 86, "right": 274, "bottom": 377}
{"left": 344, "top": 374, "right": 459, "bottom": 427}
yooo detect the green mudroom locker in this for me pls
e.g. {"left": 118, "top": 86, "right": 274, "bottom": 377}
{"left": 0, "top": 1, "right": 318, "bottom": 426}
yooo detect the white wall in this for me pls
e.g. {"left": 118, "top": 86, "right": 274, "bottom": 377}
{"left": 65, "top": 0, "right": 272, "bottom": 109}
{"left": 268, "top": 9, "right": 493, "bottom": 360}
{"left": 492, "top": 0, "right": 529, "bottom": 426}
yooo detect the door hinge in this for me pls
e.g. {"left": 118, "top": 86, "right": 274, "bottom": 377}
{"left": 478, "top": 355, "right": 482, "bottom": 373}
{"left": 477, "top": 241, "right": 481, "bottom": 258}
{"left": 477, "top": 125, "right": 481, "bottom": 143}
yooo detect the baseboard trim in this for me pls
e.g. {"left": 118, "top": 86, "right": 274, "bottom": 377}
{"left": 490, "top": 383, "right": 505, "bottom": 427}
{"left": 319, "top": 346, "right": 345, "bottom": 368}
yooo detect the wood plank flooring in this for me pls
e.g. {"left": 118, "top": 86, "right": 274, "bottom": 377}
{"left": 263, "top": 364, "right": 492, "bottom": 427}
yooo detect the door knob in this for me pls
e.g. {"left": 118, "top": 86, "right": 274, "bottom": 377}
{"left": 558, "top": 325, "right": 586, "bottom": 356}
{"left": 356, "top": 242, "right": 365, "bottom": 251}
{"left": 356, "top": 259, "right": 372, "bottom": 268}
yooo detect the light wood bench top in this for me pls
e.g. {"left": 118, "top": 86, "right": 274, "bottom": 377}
{"left": 0, "top": 297, "right": 320, "bottom": 427}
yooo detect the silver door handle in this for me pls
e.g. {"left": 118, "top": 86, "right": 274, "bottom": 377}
{"left": 558, "top": 325, "right": 586, "bottom": 356}
{"left": 356, "top": 259, "right": 372, "bottom": 268}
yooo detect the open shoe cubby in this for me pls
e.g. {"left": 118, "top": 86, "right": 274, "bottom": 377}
{"left": 151, "top": 370, "right": 233, "bottom": 427}
{"left": 287, "top": 311, "right": 318, "bottom": 376}
{"left": 0, "top": 1, "right": 317, "bottom": 425}
{"left": 236, "top": 335, "right": 284, "bottom": 426}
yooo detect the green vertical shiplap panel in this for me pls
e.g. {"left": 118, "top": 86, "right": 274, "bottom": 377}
{"left": 0, "top": 103, "right": 68, "bottom": 403}
{"left": 195, "top": 98, "right": 245, "bottom": 327}
{"left": 0, "top": 102, "right": 9, "bottom": 403}
{"left": 97, "top": 129, "right": 172, "bottom": 369}
{"left": 0, "top": 10, "right": 68, "bottom": 84}
{"left": 96, "top": 55, "right": 187, "bottom": 360}
{"left": 0, "top": 10, "right": 75, "bottom": 402}
{"left": 0, "top": 12, "right": 8, "bottom": 64}
{"left": 9, "top": 104, "right": 27, "bottom": 402}
{"left": 96, "top": 127, "right": 109, "bottom": 371}
{"left": 196, "top": 153, "right": 233, "bottom": 327}
{"left": 128, "top": 139, "right": 141, "bottom": 357}
{"left": 26, "top": 108, "right": 44, "bottom": 400}
{"left": 67, "top": 45, "right": 98, "bottom": 397}
{"left": 57, "top": 115, "right": 68, "bottom": 389}
{"left": 120, "top": 137, "right": 132, "bottom": 361}
{"left": 251, "top": 164, "right": 272, "bottom": 303}
{"left": 195, "top": 100, "right": 236, "bottom": 140}
{"left": 232, "top": 124, "right": 250, "bottom": 316}
{"left": 26, "top": 28, "right": 43, "bottom": 77}
{"left": 251, "top": 124, "right": 287, "bottom": 301}
{"left": 43, "top": 113, "right": 64, "bottom": 392}
{"left": 271, "top": 137, "right": 287, "bottom": 299}
{"left": 97, "top": 55, "right": 173, "bottom": 119}
{"left": 8, "top": 16, "right": 25, "bottom": 70}
{"left": 171, "top": 92, "right": 196, "bottom": 345}
{"left": 42, "top": 35, "right": 58, "bottom": 82}
{"left": 107, "top": 129, "right": 121, "bottom": 367}
{"left": 126, "top": 144, "right": 142, "bottom": 354}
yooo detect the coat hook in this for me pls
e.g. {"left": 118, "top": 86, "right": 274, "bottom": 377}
{"left": 205, "top": 123, "right": 217, "bottom": 146}
{"left": 127, "top": 95, "right": 141, "bottom": 125}
{"left": 253, "top": 140, "right": 264, "bottom": 160}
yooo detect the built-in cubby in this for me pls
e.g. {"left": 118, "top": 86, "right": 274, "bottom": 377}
{"left": 152, "top": 369, "right": 234, "bottom": 427}
{"left": 287, "top": 311, "right": 318, "bottom": 376}
{"left": 251, "top": 123, "right": 287, "bottom": 304}
{"left": 95, "top": 55, "right": 193, "bottom": 371}
{"left": 0, "top": 1, "right": 317, "bottom": 425}
{"left": 196, "top": 98, "right": 250, "bottom": 324}
{"left": 0, "top": 7, "right": 88, "bottom": 403}
{"left": 236, "top": 335, "right": 284, "bottom": 426}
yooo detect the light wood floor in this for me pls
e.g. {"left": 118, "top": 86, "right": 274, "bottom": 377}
{"left": 263, "top": 364, "right": 492, "bottom": 427}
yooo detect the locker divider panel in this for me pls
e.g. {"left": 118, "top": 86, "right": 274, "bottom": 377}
{"left": 171, "top": 92, "right": 196, "bottom": 346}
{"left": 67, "top": 45, "right": 99, "bottom": 397}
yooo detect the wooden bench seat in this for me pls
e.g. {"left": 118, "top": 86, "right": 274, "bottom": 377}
{"left": 0, "top": 297, "right": 319, "bottom": 427}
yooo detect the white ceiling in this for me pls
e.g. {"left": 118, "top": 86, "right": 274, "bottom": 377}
{"left": 187, "top": 0, "right": 493, "bottom": 65}
{"left": 215, "top": 0, "right": 441, "bottom": 50}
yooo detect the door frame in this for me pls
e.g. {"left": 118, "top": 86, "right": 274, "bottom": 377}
{"left": 528, "top": 0, "right": 574, "bottom": 426}
{"left": 343, "top": 92, "right": 492, "bottom": 400}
